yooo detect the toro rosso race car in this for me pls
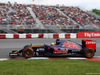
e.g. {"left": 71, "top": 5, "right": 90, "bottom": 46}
{"left": 9, "top": 39, "right": 96, "bottom": 58}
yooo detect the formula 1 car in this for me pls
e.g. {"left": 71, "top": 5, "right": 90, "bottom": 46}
{"left": 9, "top": 39, "right": 96, "bottom": 58}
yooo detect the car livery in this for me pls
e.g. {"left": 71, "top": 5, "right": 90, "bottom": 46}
{"left": 9, "top": 39, "right": 96, "bottom": 58}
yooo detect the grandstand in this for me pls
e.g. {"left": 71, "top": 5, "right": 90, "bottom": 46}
{"left": 0, "top": 2, "right": 100, "bottom": 33}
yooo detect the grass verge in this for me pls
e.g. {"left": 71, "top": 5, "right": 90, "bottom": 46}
{"left": 0, "top": 59, "right": 100, "bottom": 75}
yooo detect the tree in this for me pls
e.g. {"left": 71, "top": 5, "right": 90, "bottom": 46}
{"left": 92, "top": 9, "right": 100, "bottom": 15}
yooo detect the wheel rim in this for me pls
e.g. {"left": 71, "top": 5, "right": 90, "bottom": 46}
{"left": 24, "top": 49, "right": 33, "bottom": 57}
{"left": 86, "top": 49, "right": 94, "bottom": 58}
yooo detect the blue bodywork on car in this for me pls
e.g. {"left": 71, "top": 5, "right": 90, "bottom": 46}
{"left": 50, "top": 40, "right": 82, "bottom": 50}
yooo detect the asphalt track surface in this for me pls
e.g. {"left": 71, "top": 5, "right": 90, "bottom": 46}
{"left": 0, "top": 38, "right": 100, "bottom": 58}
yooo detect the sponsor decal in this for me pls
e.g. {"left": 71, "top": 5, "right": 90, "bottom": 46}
{"left": 36, "top": 48, "right": 44, "bottom": 51}
{"left": 86, "top": 41, "right": 96, "bottom": 44}
{"left": 63, "top": 41, "right": 80, "bottom": 49}
{"left": 9, "top": 54, "right": 18, "bottom": 55}
{"left": 78, "top": 32, "right": 100, "bottom": 38}
{"left": 72, "top": 50, "right": 81, "bottom": 52}
{"left": 54, "top": 48, "right": 68, "bottom": 53}
{"left": 85, "top": 33, "right": 100, "bottom": 37}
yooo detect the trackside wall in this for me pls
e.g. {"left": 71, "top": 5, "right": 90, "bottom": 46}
{"left": 78, "top": 32, "right": 100, "bottom": 38}
{"left": 0, "top": 33, "right": 77, "bottom": 39}
{"left": 0, "top": 32, "right": 100, "bottom": 39}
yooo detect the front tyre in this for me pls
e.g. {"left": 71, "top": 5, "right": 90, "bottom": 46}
{"left": 22, "top": 48, "right": 34, "bottom": 58}
{"left": 83, "top": 47, "right": 95, "bottom": 58}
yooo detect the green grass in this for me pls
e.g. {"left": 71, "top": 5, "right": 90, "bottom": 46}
{"left": 0, "top": 59, "right": 100, "bottom": 75}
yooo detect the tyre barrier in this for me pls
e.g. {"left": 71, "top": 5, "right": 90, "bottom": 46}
{"left": 0, "top": 33, "right": 77, "bottom": 39}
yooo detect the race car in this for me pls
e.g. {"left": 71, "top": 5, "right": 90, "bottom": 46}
{"left": 9, "top": 39, "right": 96, "bottom": 58}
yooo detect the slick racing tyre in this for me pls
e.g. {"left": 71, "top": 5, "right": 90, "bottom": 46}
{"left": 83, "top": 47, "right": 95, "bottom": 58}
{"left": 22, "top": 48, "right": 34, "bottom": 58}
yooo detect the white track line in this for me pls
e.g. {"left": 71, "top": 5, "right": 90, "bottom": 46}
{"left": 68, "top": 57, "right": 87, "bottom": 59}
{"left": 0, "top": 58, "right": 8, "bottom": 61}
{"left": 28, "top": 57, "right": 49, "bottom": 59}
{"left": 0, "top": 56, "right": 100, "bottom": 61}
{"left": 68, "top": 56, "right": 100, "bottom": 60}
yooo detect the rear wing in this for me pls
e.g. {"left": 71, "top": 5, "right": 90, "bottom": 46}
{"left": 82, "top": 40, "right": 96, "bottom": 52}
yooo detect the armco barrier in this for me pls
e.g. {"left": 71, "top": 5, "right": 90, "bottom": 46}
{"left": 0, "top": 33, "right": 77, "bottom": 39}
{"left": 78, "top": 32, "right": 100, "bottom": 38}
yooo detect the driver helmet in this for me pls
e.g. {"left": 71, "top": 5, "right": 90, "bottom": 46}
{"left": 51, "top": 43, "right": 55, "bottom": 46}
{"left": 56, "top": 38, "right": 60, "bottom": 41}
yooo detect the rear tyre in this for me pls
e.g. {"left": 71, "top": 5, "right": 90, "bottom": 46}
{"left": 83, "top": 47, "right": 95, "bottom": 58}
{"left": 22, "top": 48, "right": 34, "bottom": 58}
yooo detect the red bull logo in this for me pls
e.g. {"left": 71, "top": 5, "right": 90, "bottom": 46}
{"left": 63, "top": 41, "right": 80, "bottom": 49}
{"left": 54, "top": 48, "right": 68, "bottom": 53}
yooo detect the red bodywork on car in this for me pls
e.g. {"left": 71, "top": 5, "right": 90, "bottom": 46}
{"left": 84, "top": 40, "right": 96, "bottom": 51}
